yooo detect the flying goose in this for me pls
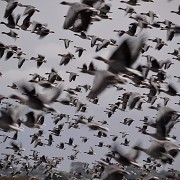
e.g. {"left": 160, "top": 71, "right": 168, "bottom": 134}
{"left": 9, "top": 82, "right": 63, "bottom": 112}
{"left": 74, "top": 46, "right": 86, "bottom": 57}
{"left": 118, "top": 6, "right": 136, "bottom": 16}
{"left": 120, "top": 0, "right": 140, "bottom": 6}
{"left": 22, "top": 111, "right": 45, "bottom": 128}
{"left": 106, "top": 143, "right": 141, "bottom": 167}
{"left": 3, "top": 0, "right": 20, "bottom": 18}
{"left": 58, "top": 52, "right": 75, "bottom": 66}
{"left": 60, "top": 1, "right": 98, "bottom": 31}
{"left": 30, "top": 54, "right": 47, "bottom": 68}
{"left": 87, "top": 70, "right": 127, "bottom": 99}
{"left": 0, "top": 13, "right": 20, "bottom": 29}
{"left": 133, "top": 140, "right": 175, "bottom": 164}
{"left": 94, "top": 36, "right": 145, "bottom": 76}
{"left": 59, "top": 38, "right": 73, "bottom": 49}
{"left": 0, "top": 105, "right": 23, "bottom": 132}
{"left": 171, "top": 5, "right": 180, "bottom": 15}
{"left": 143, "top": 106, "right": 180, "bottom": 140}
{"left": 2, "top": 29, "right": 20, "bottom": 40}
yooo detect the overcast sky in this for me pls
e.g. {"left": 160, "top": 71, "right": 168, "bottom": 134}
{"left": 0, "top": 0, "right": 180, "bottom": 174}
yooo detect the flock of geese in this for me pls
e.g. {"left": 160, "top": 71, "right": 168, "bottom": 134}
{"left": 0, "top": 0, "right": 180, "bottom": 179}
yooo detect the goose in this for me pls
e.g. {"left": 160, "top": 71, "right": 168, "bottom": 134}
{"left": 174, "top": 75, "right": 180, "bottom": 82}
{"left": 3, "top": 0, "right": 19, "bottom": 18}
{"left": 69, "top": 86, "right": 82, "bottom": 93}
{"left": 80, "top": 136, "right": 89, "bottom": 143}
{"left": 45, "top": 134, "right": 54, "bottom": 146}
{"left": 67, "top": 151, "right": 79, "bottom": 160}
{"left": 84, "top": 146, "right": 96, "bottom": 155}
{"left": 129, "top": 15, "right": 152, "bottom": 30}
{"left": 119, "top": 131, "right": 129, "bottom": 138}
{"left": 87, "top": 70, "right": 127, "bottom": 99}
{"left": 74, "top": 31, "right": 91, "bottom": 39}
{"left": 60, "top": 1, "right": 98, "bottom": 31}
{"left": 87, "top": 121, "right": 109, "bottom": 132}
{"left": 95, "top": 38, "right": 117, "bottom": 52}
{"left": 29, "top": 73, "right": 42, "bottom": 82}
{"left": 0, "top": 13, "right": 20, "bottom": 29}
{"left": 168, "top": 49, "right": 179, "bottom": 57}
{"left": 66, "top": 71, "right": 79, "bottom": 82}
{"left": 5, "top": 45, "right": 19, "bottom": 60}
{"left": 13, "top": 56, "right": 28, "bottom": 68}
{"left": 78, "top": 84, "right": 91, "bottom": 92}
{"left": 6, "top": 141, "right": 25, "bottom": 153}
{"left": 88, "top": 35, "right": 103, "bottom": 47}
{"left": 59, "top": 38, "right": 73, "bottom": 49}
{"left": 166, "top": 29, "right": 175, "bottom": 41}
{"left": 95, "top": 141, "right": 104, "bottom": 147}
{"left": 9, "top": 82, "right": 63, "bottom": 112}
{"left": 110, "top": 135, "right": 119, "bottom": 141}
{"left": 159, "top": 83, "right": 180, "bottom": 96}
{"left": 97, "top": 4, "right": 112, "bottom": 20}
{"left": 45, "top": 69, "right": 63, "bottom": 83}
{"left": 158, "top": 59, "right": 174, "bottom": 70}
{"left": 114, "top": 23, "right": 137, "bottom": 37}
{"left": 81, "top": 0, "right": 104, "bottom": 7}
{"left": 106, "top": 143, "right": 141, "bottom": 167}
{"left": 35, "top": 26, "right": 54, "bottom": 38}
{"left": 56, "top": 142, "right": 66, "bottom": 150}
{"left": 160, "top": 97, "right": 170, "bottom": 106}
{"left": 0, "top": 94, "right": 8, "bottom": 103}
{"left": 22, "top": 111, "right": 45, "bottom": 129}
{"left": 0, "top": 42, "right": 8, "bottom": 59}
{"left": 172, "top": 55, "right": 180, "bottom": 61}
{"left": 34, "top": 139, "right": 44, "bottom": 148}
{"left": 49, "top": 126, "right": 62, "bottom": 136}
{"left": 52, "top": 113, "right": 67, "bottom": 125}
{"left": 140, "top": 11, "right": 159, "bottom": 22}
{"left": 133, "top": 141, "right": 175, "bottom": 164}
{"left": 128, "top": 92, "right": 145, "bottom": 110}
{"left": 98, "top": 120, "right": 108, "bottom": 125}
{"left": 142, "top": 56, "right": 162, "bottom": 73}
{"left": 118, "top": 6, "right": 136, "bottom": 16}
{"left": 141, "top": 0, "right": 154, "bottom": 2}
{"left": 171, "top": 5, "right": 180, "bottom": 15}
{"left": 104, "top": 110, "right": 113, "bottom": 118}
{"left": 74, "top": 46, "right": 86, "bottom": 57}
{"left": 94, "top": 36, "right": 145, "bottom": 76}
{"left": 77, "top": 61, "right": 96, "bottom": 75}
{"left": 157, "top": 19, "right": 175, "bottom": 29}
{"left": 120, "top": 118, "right": 134, "bottom": 126}
{"left": 30, "top": 54, "right": 47, "bottom": 68}
{"left": 19, "top": 14, "right": 32, "bottom": 31}
{"left": 143, "top": 106, "right": 180, "bottom": 140}
{"left": 7, "top": 83, "right": 18, "bottom": 90}
{"left": 141, "top": 43, "right": 153, "bottom": 53}
{"left": 2, "top": 30, "right": 20, "bottom": 40}
{"left": 155, "top": 40, "right": 168, "bottom": 50}
{"left": 58, "top": 52, "right": 75, "bottom": 66}
{"left": 152, "top": 139, "right": 180, "bottom": 159}
{"left": 106, "top": 103, "right": 120, "bottom": 114}
{"left": 65, "top": 137, "right": 75, "bottom": 146}
{"left": 31, "top": 21, "right": 54, "bottom": 38}
{"left": 20, "top": 4, "right": 40, "bottom": 17}
{"left": 120, "top": 0, "right": 140, "bottom": 6}
{"left": 120, "top": 138, "right": 130, "bottom": 146}
{"left": 0, "top": 106, "right": 23, "bottom": 132}
{"left": 0, "top": 131, "right": 18, "bottom": 143}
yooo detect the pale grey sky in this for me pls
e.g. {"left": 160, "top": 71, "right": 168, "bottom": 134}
{"left": 0, "top": 0, "right": 180, "bottom": 174}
